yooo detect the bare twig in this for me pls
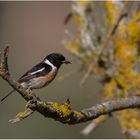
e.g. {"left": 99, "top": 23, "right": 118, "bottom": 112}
{"left": 64, "top": 12, "right": 73, "bottom": 24}
{"left": 80, "top": 62, "right": 95, "bottom": 86}
{"left": 81, "top": 115, "right": 108, "bottom": 135}
{"left": 58, "top": 69, "right": 80, "bottom": 81}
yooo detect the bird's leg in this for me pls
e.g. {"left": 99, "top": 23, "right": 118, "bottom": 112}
{"left": 32, "top": 93, "right": 38, "bottom": 102}
{"left": 32, "top": 93, "right": 42, "bottom": 102}
{"left": 25, "top": 88, "right": 40, "bottom": 102}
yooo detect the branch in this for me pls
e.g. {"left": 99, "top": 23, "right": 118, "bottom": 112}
{"left": 0, "top": 46, "right": 140, "bottom": 124}
{"left": 17, "top": 95, "right": 140, "bottom": 124}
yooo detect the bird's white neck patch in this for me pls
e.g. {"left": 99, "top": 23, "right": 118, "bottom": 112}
{"left": 44, "top": 59, "right": 56, "bottom": 70}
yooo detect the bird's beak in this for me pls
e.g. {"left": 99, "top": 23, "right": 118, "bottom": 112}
{"left": 63, "top": 60, "right": 71, "bottom": 64}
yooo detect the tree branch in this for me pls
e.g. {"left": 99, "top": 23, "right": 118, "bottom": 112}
{"left": 0, "top": 46, "right": 140, "bottom": 124}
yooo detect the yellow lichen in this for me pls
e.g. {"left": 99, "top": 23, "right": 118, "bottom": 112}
{"left": 16, "top": 112, "right": 25, "bottom": 118}
{"left": 117, "top": 109, "right": 140, "bottom": 131}
{"left": 128, "top": 11, "right": 140, "bottom": 44}
{"left": 74, "top": 111, "right": 84, "bottom": 117}
{"left": 115, "top": 41, "right": 137, "bottom": 67}
{"left": 72, "top": 1, "right": 89, "bottom": 27}
{"left": 104, "top": 79, "right": 117, "bottom": 99}
{"left": 79, "top": 1, "right": 88, "bottom": 7}
{"left": 66, "top": 41, "right": 80, "bottom": 55}
{"left": 74, "top": 14, "right": 85, "bottom": 27}
{"left": 105, "top": 1, "right": 122, "bottom": 25}
{"left": 53, "top": 101, "right": 72, "bottom": 118}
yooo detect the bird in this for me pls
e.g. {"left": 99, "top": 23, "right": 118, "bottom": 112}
{"left": 1, "top": 53, "right": 71, "bottom": 102}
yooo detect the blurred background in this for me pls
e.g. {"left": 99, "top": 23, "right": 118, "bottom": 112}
{"left": 0, "top": 1, "right": 124, "bottom": 138}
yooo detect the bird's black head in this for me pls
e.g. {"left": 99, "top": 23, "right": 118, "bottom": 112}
{"left": 44, "top": 53, "right": 71, "bottom": 68}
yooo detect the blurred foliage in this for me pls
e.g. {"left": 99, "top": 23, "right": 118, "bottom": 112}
{"left": 63, "top": 1, "right": 140, "bottom": 138}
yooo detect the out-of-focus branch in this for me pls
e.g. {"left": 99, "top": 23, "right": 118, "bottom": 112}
{"left": 80, "top": 2, "right": 128, "bottom": 86}
{"left": 58, "top": 69, "right": 78, "bottom": 81}
{"left": 1, "top": 46, "right": 140, "bottom": 125}
{"left": 81, "top": 115, "right": 108, "bottom": 135}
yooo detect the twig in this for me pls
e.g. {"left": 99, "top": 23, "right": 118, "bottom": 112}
{"left": 64, "top": 12, "right": 73, "bottom": 24}
{"left": 58, "top": 69, "right": 79, "bottom": 81}
{"left": 80, "top": 62, "right": 95, "bottom": 86}
{"left": 81, "top": 115, "right": 108, "bottom": 135}
{"left": 9, "top": 108, "right": 34, "bottom": 123}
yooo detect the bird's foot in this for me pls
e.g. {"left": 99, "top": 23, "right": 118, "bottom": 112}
{"left": 31, "top": 93, "right": 41, "bottom": 102}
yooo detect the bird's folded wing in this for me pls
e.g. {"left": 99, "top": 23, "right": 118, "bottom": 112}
{"left": 18, "top": 63, "right": 52, "bottom": 83}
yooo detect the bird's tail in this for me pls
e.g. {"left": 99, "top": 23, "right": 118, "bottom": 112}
{"left": 1, "top": 89, "right": 15, "bottom": 103}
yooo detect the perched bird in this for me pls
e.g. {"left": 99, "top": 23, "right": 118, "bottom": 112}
{"left": 1, "top": 53, "right": 71, "bottom": 102}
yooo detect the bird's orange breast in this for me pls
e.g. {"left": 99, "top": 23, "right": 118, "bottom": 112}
{"left": 39, "top": 69, "right": 58, "bottom": 83}
{"left": 30, "top": 69, "right": 58, "bottom": 89}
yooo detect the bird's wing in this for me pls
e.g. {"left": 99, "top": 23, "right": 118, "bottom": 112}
{"left": 18, "top": 63, "right": 52, "bottom": 83}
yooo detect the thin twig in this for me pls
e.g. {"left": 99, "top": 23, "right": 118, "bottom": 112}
{"left": 81, "top": 115, "right": 108, "bottom": 135}
{"left": 9, "top": 108, "right": 34, "bottom": 123}
{"left": 58, "top": 69, "right": 80, "bottom": 81}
